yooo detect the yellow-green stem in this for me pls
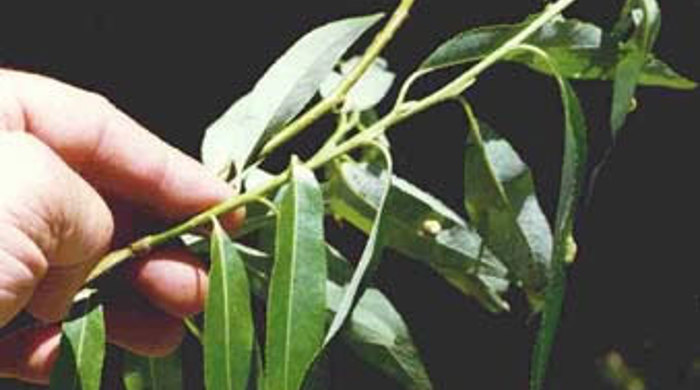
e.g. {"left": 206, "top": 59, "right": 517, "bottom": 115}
{"left": 259, "top": 0, "right": 416, "bottom": 158}
{"left": 86, "top": 0, "right": 576, "bottom": 284}
{"left": 86, "top": 174, "right": 287, "bottom": 282}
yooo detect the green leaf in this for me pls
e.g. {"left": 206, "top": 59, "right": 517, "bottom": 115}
{"left": 320, "top": 57, "right": 396, "bottom": 112}
{"left": 462, "top": 111, "right": 551, "bottom": 304}
{"left": 231, "top": 163, "right": 511, "bottom": 314}
{"left": 230, "top": 242, "right": 433, "bottom": 390}
{"left": 326, "top": 160, "right": 511, "bottom": 312}
{"left": 201, "top": 93, "right": 252, "bottom": 178}
{"left": 611, "top": 49, "right": 645, "bottom": 135}
{"left": 321, "top": 247, "right": 432, "bottom": 389}
{"left": 49, "top": 296, "right": 105, "bottom": 390}
{"left": 611, "top": 0, "right": 661, "bottom": 136}
{"left": 122, "top": 349, "right": 182, "bottom": 390}
{"left": 205, "top": 219, "right": 254, "bottom": 390}
{"left": 328, "top": 284, "right": 433, "bottom": 390}
{"left": 201, "top": 13, "right": 383, "bottom": 178}
{"left": 324, "top": 145, "right": 393, "bottom": 344}
{"left": 495, "top": 47, "right": 588, "bottom": 390}
{"left": 265, "top": 160, "right": 327, "bottom": 390}
{"left": 531, "top": 80, "right": 587, "bottom": 390}
{"left": 419, "top": 17, "right": 695, "bottom": 90}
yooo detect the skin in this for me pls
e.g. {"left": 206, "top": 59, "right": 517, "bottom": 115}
{"left": 0, "top": 69, "right": 244, "bottom": 384}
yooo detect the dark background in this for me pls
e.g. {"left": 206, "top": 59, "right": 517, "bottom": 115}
{"left": 2, "top": 1, "right": 699, "bottom": 389}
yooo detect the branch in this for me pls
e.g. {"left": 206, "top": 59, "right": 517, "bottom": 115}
{"left": 86, "top": 0, "right": 577, "bottom": 284}
{"left": 258, "top": 0, "right": 416, "bottom": 158}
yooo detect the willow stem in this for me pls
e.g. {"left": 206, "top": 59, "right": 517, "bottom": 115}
{"left": 184, "top": 317, "right": 203, "bottom": 342}
{"left": 86, "top": 0, "right": 576, "bottom": 285}
{"left": 86, "top": 174, "right": 287, "bottom": 282}
{"left": 258, "top": 0, "right": 416, "bottom": 158}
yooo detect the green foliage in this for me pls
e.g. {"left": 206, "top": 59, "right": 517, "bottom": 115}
{"left": 320, "top": 57, "right": 396, "bottom": 112}
{"left": 205, "top": 219, "right": 254, "bottom": 390}
{"left": 420, "top": 15, "right": 694, "bottom": 90}
{"left": 462, "top": 109, "right": 552, "bottom": 305}
{"left": 326, "top": 159, "right": 510, "bottom": 312}
{"left": 232, "top": 240, "right": 432, "bottom": 389}
{"left": 324, "top": 144, "right": 393, "bottom": 345}
{"left": 123, "top": 349, "right": 183, "bottom": 390}
{"left": 333, "top": 287, "right": 433, "bottom": 389}
{"left": 610, "top": 0, "right": 661, "bottom": 136}
{"left": 49, "top": 294, "right": 105, "bottom": 390}
{"left": 201, "top": 14, "right": 383, "bottom": 179}
{"left": 40, "top": 0, "right": 695, "bottom": 389}
{"left": 504, "top": 46, "right": 588, "bottom": 390}
{"left": 265, "top": 160, "right": 327, "bottom": 390}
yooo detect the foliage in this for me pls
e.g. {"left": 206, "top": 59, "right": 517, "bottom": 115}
{"left": 5, "top": 0, "right": 693, "bottom": 389}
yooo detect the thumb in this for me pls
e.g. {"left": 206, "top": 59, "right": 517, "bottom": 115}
{"left": 0, "top": 132, "right": 114, "bottom": 325}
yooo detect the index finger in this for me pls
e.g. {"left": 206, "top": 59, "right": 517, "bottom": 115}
{"left": 0, "top": 69, "right": 242, "bottom": 226}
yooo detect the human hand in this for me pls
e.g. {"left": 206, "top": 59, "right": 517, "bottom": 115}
{"left": 0, "top": 69, "right": 243, "bottom": 384}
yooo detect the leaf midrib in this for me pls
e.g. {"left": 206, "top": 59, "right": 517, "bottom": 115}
{"left": 148, "top": 357, "right": 159, "bottom": 390}
{"left": 281, "top": 175, "right": 302, "bottom": 390}
{"left": 69, "top": 307, "right": 90, "bottom": 390}
{"left": 218, "top": 237, "right": 234, "bottom": 390}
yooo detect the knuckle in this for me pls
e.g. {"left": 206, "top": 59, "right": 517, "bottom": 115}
{"left": 0, "top": 222, "right": 49, "bottom": 284}
{"left": 84, "top": 89, "right": 116, "bottom": 117}
{"left": 0, "top": 75, "right": 25, "bottom": 133}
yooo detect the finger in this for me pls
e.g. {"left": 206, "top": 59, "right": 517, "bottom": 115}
{"left": 0, "top": 325, "right": 61, "bottom": 385}
{"left": 0, "top": 69, "right": 244, "bottom": 228}
{"left": 123, "top": 247, "right": 208, "bottom": 318}
{"left": 0, "top": 300, "right": 186, "bottom": 386}
{"left": 104, "top": 294, "right": 184, "bottom": 357}
{"left": 0, "top": 132, "right": 113, "bottom": 324}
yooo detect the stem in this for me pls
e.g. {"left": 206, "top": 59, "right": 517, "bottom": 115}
{"left": 86, "top": 174, "right": 287, "bottom": 282}
{"left": 408, "top": 0, "right": 577, "bottom": 111}
{"left": 394, "top": 68, "right": 430, "bottom": 109}
{"left": 184, "top": 317, "right": 203, "bottom": 342}
{"left": 86, "top": 0, "right": 576, "bottom": 284}
{"left": 258, "top": 0, "right": 416, "bottom": 158}
{"left": 317, "top": 111, "right": 359, "bottom": 157}
{"left": 311, "top": 0, "right": 578, "bottom": 178}
{"left": 85, "top": 248, "right": 134, "bottom": 284}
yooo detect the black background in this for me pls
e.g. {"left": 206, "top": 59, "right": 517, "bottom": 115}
{"left": 2, "top": 1, "right": 700, "bottom": 389}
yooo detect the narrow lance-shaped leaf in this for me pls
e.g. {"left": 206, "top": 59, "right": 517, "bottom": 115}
{"left": 419, "top": 16, "right": 695, "bottom": 90}
{"left": 205, "top": 219, "right": 254, "bottom": 390}
{"left": 181, "top": 176, "right": 432, "bottom": 389}
{"left": 201, "top": 13, "right": 384, "bottom": 178}
{"left": 123, "top": 349, "right": 183, "bottom": 390}
{"left": 241, "top": 162, "right": 527, "bottom": 314}
{"left": 322, "top": 244, "right": 432, "bottom": 389}
{"left": 49, "top": 293, "right": 105, "bottom": 390}
{"left": 611, "top": 0, "right": 661, "bottom": 136}
{"left": 320, "top": 57, "right": 396, "bottom": 112}
{"left": 499, "top": 46, "right": 588, "bottom": 390}
{"left": 226, "top": 242, "right": 433, "bottom": 390}
{"left": 326, "top": 160, "right": 511, "bottom": 312}
{"left": 265, "top": 160, "right": 327, "bottom": 390}
{"left": 461, "top": 102, "right": 550, "bottom": 303}
{"left": 324, "top": 144, "right": 394, "bottom": 344}
{"left": 328, "top": 283, "right": 433, "bottom": 390}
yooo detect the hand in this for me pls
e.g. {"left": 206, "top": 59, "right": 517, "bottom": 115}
{"left": 0, "top": 69, "right": 243, "bottom": 384}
